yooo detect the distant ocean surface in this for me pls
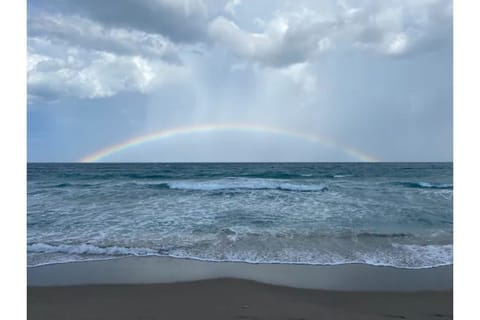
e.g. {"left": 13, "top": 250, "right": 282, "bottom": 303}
{"left": 27, "top": 163, "right": 453, "bottom": 269}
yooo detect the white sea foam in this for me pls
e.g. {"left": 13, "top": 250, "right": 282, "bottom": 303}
{"left": 391, "top": 243, "right": 453, "bottom": 266}
{"left": 418, "top": 182, "right": 453, "bottom": 189}
{"left": 27, "top": 242, "right": 453, "bottom": 269}
{"left": 163, "top": 244, "right": 453, "bottom": 269}
{"left": 167, "top": 178, "right": 327, "bottom": 192}
{"left": 28, "top": 243, "right": 158, "bottom": 256}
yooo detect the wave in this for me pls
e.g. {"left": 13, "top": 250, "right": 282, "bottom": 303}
{"left": 54, "top": 183, "right": 73, "bottom": 188}
{"left": 391, "top": 244, "right": 453, "bottom": 266}
{"left": 28, "top": 242, "right": 452, "bottom": 269}
{"left": 333, "top": 174, "right": 353, "bottom": 178}
{"left": 125, "top": 182, "right": 171, "bottom": 190}
{"left": 355, "top": 232, "right": 411, "bottom": 238}
{"left": 169, "top": 244, "right": 453, "bottom": 269}
{"left": 109, "top": 178, "right": 329, "bottom": 192}
{"left": 122, "top": 173, "right": 170, "bottom": 180}
{"left": 28, "top": 243, "right": 160, "bottom": 256}
{"left": 46, "top": 182, "right": 91, "bottom": 188}
{"left": 237, "top": 172, "right": 313, "bottom": 179}
{"left": 45, "top": 182, "right": 105, "bottom": 188}
{"left": 397, "top": 182, "right": 453, "bottom": 190}
{"left": 165, "top": 178, "right": 328, "bottom": 192}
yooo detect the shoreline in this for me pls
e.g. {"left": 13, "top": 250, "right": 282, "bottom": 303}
{"left": 28, "top": 255, "right": 453, "bottom": 291}
{"left": 28, "top": 255, "right": 453, "bottom": 319}
{"left": 27, "top": 254, "right": 454, "bottom": 270}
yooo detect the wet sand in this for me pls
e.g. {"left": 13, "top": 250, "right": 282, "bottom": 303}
{"left": 27, "top": 257, "right": 453, "bottom": 320}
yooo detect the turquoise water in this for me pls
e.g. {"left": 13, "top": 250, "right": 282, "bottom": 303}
{"left": 27, "top": 163, "right": 453, "bottom": 268}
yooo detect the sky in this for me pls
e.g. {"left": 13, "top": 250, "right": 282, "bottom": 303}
{"left": 27, "top": 0, "right": 453, "bottom": 162}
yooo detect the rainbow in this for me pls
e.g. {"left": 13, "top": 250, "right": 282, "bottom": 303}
{"left": 80, "top": 123, "right": 380, "bottom": 162}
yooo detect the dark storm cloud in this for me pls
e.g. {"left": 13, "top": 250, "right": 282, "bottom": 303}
{"left": 30, "top": 0, "right": 214, "bottom": 43}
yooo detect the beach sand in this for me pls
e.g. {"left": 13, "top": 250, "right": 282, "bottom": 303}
{"left": 27, "top": 257, "right": 453, "bottom": 320}
{"left": 28, "top": 279, "right": 452, "bottom": 320}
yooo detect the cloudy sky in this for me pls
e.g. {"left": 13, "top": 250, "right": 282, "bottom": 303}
{"left": 27, "top": 0, "right": 452, "bottom": 162}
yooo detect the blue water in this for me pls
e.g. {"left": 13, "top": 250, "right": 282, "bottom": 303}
{"left": 27, "top": 163, "right": 453, "bottom": 268}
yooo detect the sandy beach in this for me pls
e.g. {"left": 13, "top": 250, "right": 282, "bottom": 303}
{"left": 27, "top": 256, "right": 453, "bottom": 320}
{"left": 28, "top": 279, "right": 452, "bottom": 320}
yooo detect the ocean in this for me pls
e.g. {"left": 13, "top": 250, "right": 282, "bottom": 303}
{"left": 27, "top": 163, "right": 453, "bottom": 269}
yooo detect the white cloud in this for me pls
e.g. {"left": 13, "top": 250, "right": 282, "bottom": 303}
{"left": 208, "top": 0, "right": 452, "bottom": 66}
{"left": 224, "top": 0, "right": 242, "bottom": 16}
{"left": 339, "top": 0, "right": 452, "bottom": 56}
{"left": 209, "top": 8, "right": 335, "bottom": 67}
{"left": 29, "top": 14, "right": 179, "bottom": 61}
{"left": 28, "top": 39, "right": 189, "bottom": 100}
{"left": 27, "top": 12, "right": 193, "bottom": 101}
{"left": 27, "top": 0, "right": 452, "bottom": 101}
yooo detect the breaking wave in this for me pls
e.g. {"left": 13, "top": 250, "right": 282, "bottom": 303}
{"left": 27, "top": 242, "right": 453, "bottom": 269}
{"left": 166, "top": 178, "right": 328, "bottom": 192}
{"left": 397, "top": 182, "right": 453, "bottom": 190}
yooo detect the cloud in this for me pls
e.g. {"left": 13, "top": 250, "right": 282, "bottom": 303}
{"left": 26, "top": 0, "right": 452, "bottom": 102}
{"left": 208, "top": 0, "right": 452, "bottom": 66}
{"left": 34, "top": 0, "right": 212, "bottom": 43}
{"left": 209, "top": 8, "right": 335, "bottom": 67}
{"left": 339, "top": 0, "right": 453, "bottom": 56}
{"left": 28, "top": 38, "right": 189, "bottom": 101}
{"left": 28, "top": 14, "right": 179, "bottom": 61}
{"left": 27, "top": 10, "right": 194, "bottom": 101}
{"left": 224, "top": 0, "right": 242, "bottom": 16}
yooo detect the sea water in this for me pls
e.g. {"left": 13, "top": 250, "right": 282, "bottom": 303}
{"left": 27, "top": 163, "right": 453, "bottom": 268}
